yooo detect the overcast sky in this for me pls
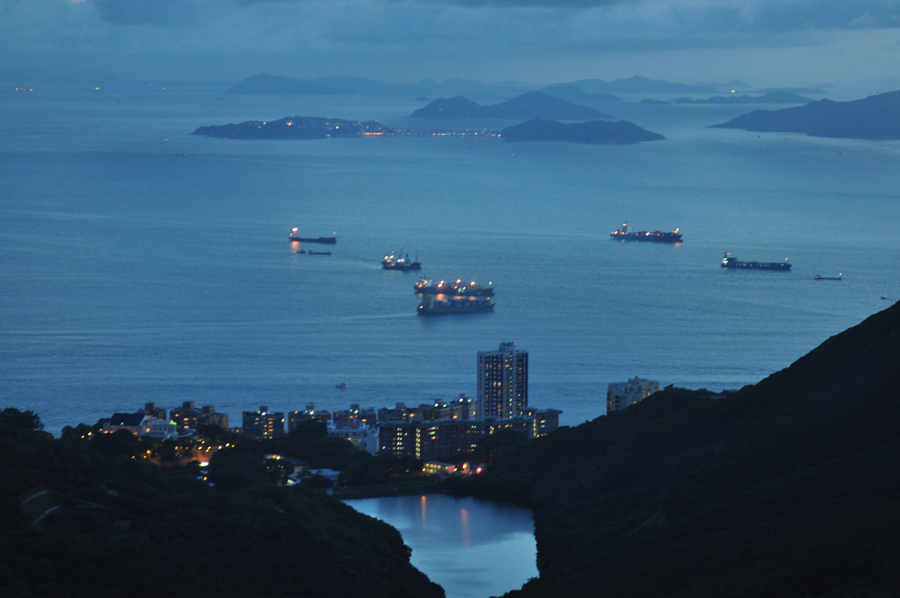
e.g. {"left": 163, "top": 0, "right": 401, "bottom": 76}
{"left": 2, "top": 0, "right": 899, "bottom": 86}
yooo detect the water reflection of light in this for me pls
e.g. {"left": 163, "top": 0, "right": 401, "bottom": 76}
{"left": 460, "top": 507, "right": 471, "bottom": 548}
{"left": 420, "top": 495, "right": 427, "bottom": 526}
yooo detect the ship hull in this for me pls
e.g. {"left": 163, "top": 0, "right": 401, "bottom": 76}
{"left": 290, "top": 236, "right": 337, "bottom": 244}
{"left": 610, "top": 231, "right": 682, "bottom": 243}
{"left": 722, "top": 256, "right": 791, "bottom": 271}
{"left": 417, "top": 295, "right": 494, "bottom": 315}
{"left": 383, "top": 262, "right": 421, "bottom": 271}
{"left": 415, "top": 283, "right": 493, "bottom": 296}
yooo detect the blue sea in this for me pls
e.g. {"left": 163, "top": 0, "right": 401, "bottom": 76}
{"left": 2, "top": 83, "right": 899, "bottom": 434}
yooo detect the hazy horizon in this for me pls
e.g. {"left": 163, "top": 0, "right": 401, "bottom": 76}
{"left": 3, "top": 1, "right": 900, "bottom": 89}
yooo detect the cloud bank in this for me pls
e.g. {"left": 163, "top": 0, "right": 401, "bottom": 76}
{"left": 1, "top": 0, "right": 898, "bottom": 83}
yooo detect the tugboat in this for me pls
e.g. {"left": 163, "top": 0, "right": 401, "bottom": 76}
{"left": 610, "top": 223, "right": 682, "bottom": 243}
{"left": 414, "top": 278, "right": 494, "bottom": 296}
{"left": 418, "top": 294, "right": 494, "bottom": 315}
{"left": 289, "top": 227, "right": 337, "bottom": 244}
{"left": 382, "top": 252, "right": 421, "bottom": 271}
{"left": 721, "top": 252, "right": 792, "bottom": 271}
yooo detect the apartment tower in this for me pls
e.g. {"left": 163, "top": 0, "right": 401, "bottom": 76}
{"left": 477, "top": 342, "right": 528, "bottom": 420}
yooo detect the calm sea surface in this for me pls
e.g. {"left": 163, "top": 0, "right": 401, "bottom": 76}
{"left": 2, "top": 84, "right": 899, "bottom": 433}
{"left": 346, "top": 494, "right": 537, "bottom": 598}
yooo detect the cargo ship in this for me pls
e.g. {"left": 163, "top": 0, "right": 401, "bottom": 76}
{"left": 418, "top": 294, "right": 494, "bottom": 315}
{"left": 815, "top": 274, "right": 842, "bottom": 281}
{"left": 382, "top": 253, "right": 421, "bottom": 271}
{"left": 610, "top": 223, "right": 682, "bottom": 243}
{"left": 721, "top": 252, "right": 792, "bottom": 271}
{"left": 414, "top": 278, "right": 494, "bottom": 296}
{"left": 289, "top": 228, "right": 337, "bottom": 244}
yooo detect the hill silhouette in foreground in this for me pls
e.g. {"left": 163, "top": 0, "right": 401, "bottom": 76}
{"left": 0, "top": 413, "right": 443, "bottom": 598}
{"left": 501, "top": 118, "right": 664, "bottom": 144}
{"left": 456, "top": 300, "right": 900, "bottom": 597}
{"left": 409, "top": 92, "right": 611, "bottom": 120}
{"left": 712, "top": 90, "right": 900, "bottom": 139}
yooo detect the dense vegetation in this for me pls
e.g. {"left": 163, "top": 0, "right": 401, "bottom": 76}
{"left": 457, "top": 301, "right": 900, "bottom": 597}
{"left": 192, "top": 116, "right": 391, "bottom": 139}
{"left": 501, "top": 118, "right": 664, "bottom": 144}
{"left": 712, "top": 90, "right": 900, "bottom": 139}
{"left": 0, "top": 412, "right": 443, "bottom": 598}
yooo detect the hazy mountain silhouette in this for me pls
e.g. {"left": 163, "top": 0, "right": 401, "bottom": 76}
{"left": 409, "top": 92, "right": 611, "bottom": 120}
{"left": 712, "top": 90, "right": 900, "bottom": 139}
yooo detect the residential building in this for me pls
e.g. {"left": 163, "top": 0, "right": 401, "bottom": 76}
{"left": 607, "top": 377, "right": 660, "bottom": 413}
{"left": 288, "top": 404, "right": 331, "bottom": 433}
{"left": 169, "top": 401, "right": 229, "bottom": 432}
{"left": 242, "top": 406, "right": 285, "bottom": 440}
{"left": 328, "top": 419, "right": 379, "bottom": 454}
{"left": 477, "top": 342, "right": 528, "bottom": 420}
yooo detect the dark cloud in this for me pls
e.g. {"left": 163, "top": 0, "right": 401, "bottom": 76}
{"left": 92, "top": 0, "right": 203, "bottom": 26}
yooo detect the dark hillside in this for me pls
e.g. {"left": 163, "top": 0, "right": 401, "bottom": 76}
{"left": 0, "top": 412, "right": 443, "bottom": 598}
{"left": 461, "top": 301, "right": 900, "bottom": 597}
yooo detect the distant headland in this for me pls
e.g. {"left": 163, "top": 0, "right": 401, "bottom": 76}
{"left": 711, "top": 90, "right": 900, "bottom": 139}
{"left": 501, "top": 118, "right": 665, "bottom": 145}
{"left": 226, "top": 73, "right": 351, "bottom": 95}
{"left": 191, "top": 116, "right": 394, "bottom": 139}
{"left": 409, "top": 92, "right": 612, "bottom": 121}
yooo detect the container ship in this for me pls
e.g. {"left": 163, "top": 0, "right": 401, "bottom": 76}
{"left": 414, "top": 278, "right": 494, "bottom": 296}
{"left": 418, "top": 294, "right": 494, "bottom": 315}
{"left": 289, "top": 228, "right": 337, "bottom": 244}
{"left": 721, "top": 253, "right": 792, "bottom": 271}
{"left": 382, "top": 253, "right": 421, "bottom": 270}
{"left": 610, "top": 223, "right": 682, "bottom": 243}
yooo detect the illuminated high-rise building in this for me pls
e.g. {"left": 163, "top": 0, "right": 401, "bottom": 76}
{"left": 477, "top": 342, "right": 528, "bottom": 420}
{"left": 242, "top": 405, "right": 285, "bottom": 440}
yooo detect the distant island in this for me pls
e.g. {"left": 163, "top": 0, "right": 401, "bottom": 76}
{"left": 226, "top": 73, "right": 350, "bottom": 95}
{"left": 408, "top": 92, "right": 612, "bottom": 120}
{"left": 539, "top": 84, "right": 623, "bottom": 104}
{"left": 189, "top": 114, "right": 666, "bottom": 144}
{"left": 670, "top": 91, "right": 812, "bottom": 105}
{"left": 711, "top": 90, "right": 900, "bottom": 139}
{"left": 191, "top": 116, "right": 394, "bottom": 139}
{"left": 555, "top": 75, "right": 750, "bottom": 94}
{"left": 501, "top": 118, "right": 664, "bottom": 145}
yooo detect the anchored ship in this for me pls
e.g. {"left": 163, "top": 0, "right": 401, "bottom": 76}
{"left": 289, "top": 228, "right": 337, "bottom": 244}
{"left": 414, "top": 278, "right": 494, "bottom": 296}
{"left": 815, "top": 273, "right": 842, "bottom": 281}
{"left": 610, "top": 223, "right": 682, "bottom": 243}
{"left": 418, "top": 294, "right": 494, "bottom": 315}
{"left": 382, "top": 252, "right": 421, "bottom": 271}
{"left": 721, "top": 252, "right": 792, "bottom": 271}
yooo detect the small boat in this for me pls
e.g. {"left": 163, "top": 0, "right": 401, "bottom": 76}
{"left": 721, "top": 252, "right": 791, "bottom": 271}
{"left": 336, "top": 382, "right": 348, "bottom": 390}
{"left": 289, "top": 227, "right": 337, "bottom": 244}
{"left": 383, "top": 252, "right": 421, "bottom": 270}
{"left": 610, "top": 223, "right": 682, "bottom": 243}
{"left": 415, "top": 278, "right": 494, "bottom": 296}
{"left": 815, "top": 274, "right": 842, "bottom": 281}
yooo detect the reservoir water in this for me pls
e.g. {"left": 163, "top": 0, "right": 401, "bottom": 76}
{"left": 1, "top": 83, "right": 900, "bottom": 432}
{"left": 346, "top": 495, "right": 537, "bottom": 598}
